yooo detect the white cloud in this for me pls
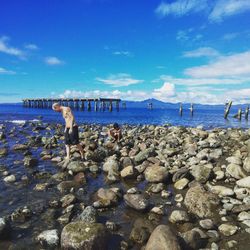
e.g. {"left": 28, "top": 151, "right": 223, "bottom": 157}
{"left": 0, "top": 36, "right": 25, "bottom": 58}
{"left": 45, "top": 56, "right": 64, "bottom": 65}
{"left": 156, "top": 0, "right": 250, "bottom": 22}
{"left": 152, "top": 82, "right": 175, "bottom": 99}
{"left": 25, "top": 43, "right": 39, "bottom": 50}
{"left": 113, "top": 51, "right": 133, "bottom": 57}
{"left": 96, "top": 73, "right": 144, "bottom": 87}
{"left": 184, "top": 51, "right": 250, "bottom": 78}
{"left": 183, "top": 47, "right": 220, "bottom": 58}
{"left": 0, "top": 67, "right": 16, "bottom": 75}
{"left": 155, "top": 0, "right": 208, "bottom": 17}
{"left": 209, "top": 0, "right": 250, "bottom": 22}
{"left": 176, "top": 29, "right": 203, "bottom": 43}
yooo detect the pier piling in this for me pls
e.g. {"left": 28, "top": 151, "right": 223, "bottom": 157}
{"left": 245, "top": 106, "right": 249, "bottom": 120}
{"left": 224, "top": 101, "right": 232, "bottom": 119}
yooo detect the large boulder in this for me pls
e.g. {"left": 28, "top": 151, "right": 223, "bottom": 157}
{"left": 145, "top": 225, "right": 181, "bottom": 250}
{"left": 184, "top": 183, "right": 220, "bottom": 218}
{"left": 226, "top": 163, "right": 246, "bottom": 179}
{"left": 61, "top": 222, "right": 107, "bottom": 250}
{"left": 144, "top": 165, "right": 168, "bottom": 183}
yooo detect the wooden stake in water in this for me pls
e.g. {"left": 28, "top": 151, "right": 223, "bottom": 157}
{"left": 190, "top": 103, "right": 194, "bottom": 116}
{"left": 238, "top": 108, "right": 242, "bottom": 120}
{"left": 179, "top": 103, "right": 183, "bottom": 116}
{"left": 245, "top": 106, "right": 249, "bottom": 120}
{"left": 224, "top": 101, "right": 232, "bottom": 119}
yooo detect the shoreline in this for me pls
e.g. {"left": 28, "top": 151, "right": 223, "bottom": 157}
{"left": 0, "top": 121, "right": 250, "bottom": 249}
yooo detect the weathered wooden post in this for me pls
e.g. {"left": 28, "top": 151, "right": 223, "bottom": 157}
{"left": 109, "top": 101, "right": 113, "bottom": 112}
{"left": 94, "top": 100, "right": 98, "bottom": 111}
{"left": 224, "top": 101, "right": 232, "bottom": 119}
{"left": 80, "top": 100, "right": 85, "bottom": 110}
{"left": 116, "top": 100, "right": 120, "bottom": 111}
{"left": 179, "top": 103, "right": 183, "bottom": 116}
{"left": 190, "top": 103, "right": 194, "bottom": 116}
{"left": 245, "top": 106, "right": 249, "bottom": 120}
{"left": 73, "top": 99, "right": 79, "bottom": 110}
{"left": 122, "top": 102, "right": 126, "bottom": 109}
{"left": 238, "top": 108, "right": 242, "bottom": 120}
{"left": 87, "top": 100, "right": 91, "bottom": 111}
{"left": 148, "top": 103, "right": 153, "bottom": 109}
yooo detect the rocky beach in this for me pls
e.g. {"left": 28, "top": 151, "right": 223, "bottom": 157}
{"left": 1, "top": 120, "right": 250, "bottom": 250}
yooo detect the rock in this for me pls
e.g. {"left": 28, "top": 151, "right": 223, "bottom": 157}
{"left": 207, "top": 184, "right": 234, "bottom": 197}
{"left": 199, "top": 219, "right": 215, "bottom": 229}
{"left": 67, "top": 161, "right": 85, "bottom": 173}
{"left": 78, "top": 206, "right": 97, "bottom": 223}
{"left": 124, "top": 193, "right": 149, "bottom": 211}
{"left": 94, "top": 188, "right": 119, "bottom": 208}
{"left": 134, "top": 147, "right": 155, "bottom": 164}
{"left": 11, "top": 207, "right": 32, "bottom": 222}
{"left": 57, "top": 181, "right": 79, "bottom": 193}
{"left": 174, "top": 178, "right": 189, "bottom": 190}
{"left": 232, "top": 204, "right": 250, "bottom": 213}
{"left": 37, "top": 229, "right": 59, "bottom": 248}
{"left": 61, "top": 222, "right": 108, "bottom": 250}
{"left": 151, "top": 206, "right": 164, "bottom": 215}
{"left": 161, "top": 190, "right": 171, "bottom": 199}
{"left": 226, "top": 156, "right": 242, "bottom": 165}
{"left": 0, "top": 217, "right": 6, "bottom": 237}
{"left": 34, "top": 183, "right": 49, "bottom": 191}
{"left": 144, "top": 165, "right": 168, "bottom": 183}
{"left": 103, "top": 155, "right": 119, "bottom": 173}
{"left": 74, "top": 172, "right": 86, "bottom": 185}
{"left": 184, "top": 183, "right": 220, "bottom": 218}
{"left": 23, "top": 156, "right": 38, "bottom": 167}
{"left": 12, "top": 144, "right": 29, "bottom": 151}
{"left": 218, "top": 224, "right": 238, "bottom": 236}
{"left": 243, "top": 157, "right": 250, "bottom": 173}
{"left": 148, "top": 183, "right": 164, "bottom": 193}
{"left": 145, "top": 225, "right": 181, "bottom": 250}
{"left": 190, "top": 164, "right": 212, "bottom": 183}
{"left": 60, "top": 194, "right": 76, "bottom": 208}
{"left": 0, "top": 148, "right": 7, "bottom": 157}
{"left": 181, "top": 229, "right": 204, "bottom": 249}
{"left": 120, "top": 165, "right": 136, "bottom": 179}
{"left": 215, "top": 170, "right": 224, "bottom": 180}
{"left": 236, "top": 176, "right": 250, "bottom": 188}
{"left": 238, "top": 211, "right": 250, "bottom": 221}
{"left": 130, "top": 218, "right": 154, "bottom": 244}
{"left": 169, "top": 210, "right": 189, "bottom": 224}
{"left": 226, "top": 163, "right": 246, "bottom": 179}
{"left": 3, "top": 174, "right": 16, "bottom": 183}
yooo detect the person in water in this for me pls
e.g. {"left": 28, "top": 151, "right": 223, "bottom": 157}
{"left": 109, "top": 123, "right": 122, "bottom": 142}
{"left": 52, "top": 103, "right": 84, "bottom": 160}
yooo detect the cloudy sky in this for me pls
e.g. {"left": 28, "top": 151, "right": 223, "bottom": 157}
{"left": 0, "top": 0, "right": 250, "bottom": 104}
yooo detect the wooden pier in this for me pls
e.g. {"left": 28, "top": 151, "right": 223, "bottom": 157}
{"left": 22, "top": 98, "right": 122, "bottom": 112}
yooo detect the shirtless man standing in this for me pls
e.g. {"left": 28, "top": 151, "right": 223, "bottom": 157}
{"left": 52, "top": 103, "right": 84, "bottom": 160}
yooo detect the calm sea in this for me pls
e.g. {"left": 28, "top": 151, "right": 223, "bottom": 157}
{"left": 0, "top": 103, "right": 249, "bottom": 129}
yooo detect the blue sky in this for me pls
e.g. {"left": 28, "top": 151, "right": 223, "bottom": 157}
{"left": 0, "top": 0, "right": 250, "bottom": 104}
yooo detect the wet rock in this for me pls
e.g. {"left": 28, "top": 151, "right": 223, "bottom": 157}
{"left": 0, "top": 148, "right": 7, "bottom": 157}
{"left": 144, "top": 165, "right": 168, "bottom": 183}
{"left": 184, "top": 183, "right": 220, "bottom": 218}
{"left": 103, "top": 155, "right": 119, "bottom": 172}
{"left": 130, "top": 218, "right": 154, "bottom": 244}
{"left": 23, "top": 156, "right": 38, "bottom": 167}
{"left": 105, "top": 221, "right": 117, "bottom": 231}
{"left": 232, "top": 204, "right": 250, "bottom": 213}
{"left": 190, "top": 164, "right": 212, "bottom": 183}
{"left": 226, "top": 156, "right": 242, "bottom": 165}
{"left": 169, "top": 210, "right": 190, "bottom": 224}
{"left": 199, "top": 219, "right": 215, "bottom": 229}
{"left": 181, "top": 229, "right": 204, "bottom": 249}
{"left": 174, "top": 178, "right": 189, "bottom": 190}
{"left": 124, "top": 193, "right": 149, "bottom": 211}
{"left": 243, "top": 157, "right": 250, "bottom": 173}
{"left": 207, "top": 183, "right": 234, "bottom": 197}
{"left": 61, "top": 222, "right": 108, "bottom": 250}
{"left": 226, "top": 163, "right": 246, "bottom": 179}
{"left": 34, "top": 183, "right": 49, "bottom": 191}
{"left": 0, "top": 217, "right": 6, "bottom": 237}
{"left": 120, "top": 165, "right": 137, "bottom": 179}
{"left": 3, "top": 174, "right": 16, "bottom": 183}
{"left": 12, "top": 144, "right": 29, "bottom": 151}
{"left": 145, "top": 224, "right": 181, "bottom": 250}
{"left": 60, "top": 194, "right": 76, "bottom": 208}
{"left": 161, "top": 190, "right": 171, "bottom": 199}
{"left": 85, "top": 148, "right": 107, "bottom": 162}
{"left": 57, "top": 181, "right": 79, "bottom": 193}
{"left": 148, "top": 183, "right": 164, "bottom": 193}
{"left": 11, "top": 207, "right": 32, "bottom": 223}
{"left": 67, "top": 161, "right": 85, "bottom": 173}
{"left": 236, "top": 176, "right": 250, "bottom": 188}
{"left": 78, "top": 206, "right": 97, "bottom": 223}
{"left": 151, "top": 205, "right": 164, "bottom": 215}
{"left": 218, "top": 224, "right": 238, "bottom": 236}
{"left": 134, "top": 147, "right": 155, "bottom": 164}
{"left": 37, "top": 229, "right": 59, "bottom": 248}
{"left": 93, "top": 188, "right": 119, "bottom": 208}
{"left": 74, "top": 172, "right": 86, "bottom": 184}
{"left": 238, "top": 211, "right": 250, "bottom": 221}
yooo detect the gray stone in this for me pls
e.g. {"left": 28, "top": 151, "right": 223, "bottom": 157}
{"left": 145, "top": 225, "right": 181, "bottom": 250}
{"left": 169, "top": 210, "right": 189, "bottom": 224}
{"left": 243, "top": 157, "right": 250, "bottom": 173}
{"left": 226, "top": 163, "right": 246, "bottom": 179}
{"left": 218, "top": 224, "right": 238, "bottom": 236}
{"left": 236, "top": 176, "right": 250, "bottom": 189}
{"left": 190, "top": 164, "right": 212, "bottom": 183}
{"left": 37, "top": 229, "right": 59, "bottom": 248}
{"left": 78, "top": 206, "right": 97, "bottom": 223}
{"left": 144, "top": 165, "right": 168, "bottom": 183}
{"left": 3, "top": 174, "right": 16, "bottom": 183}
{"left": 124, "top": 193, "right": 149, "bottom": 211}
{"left": 134, "top": 147, "right": 155, "bottom": 164}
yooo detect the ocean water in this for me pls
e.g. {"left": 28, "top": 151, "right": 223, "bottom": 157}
{"left": 0, "top": 103, "right": 249, "bottom": 129}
